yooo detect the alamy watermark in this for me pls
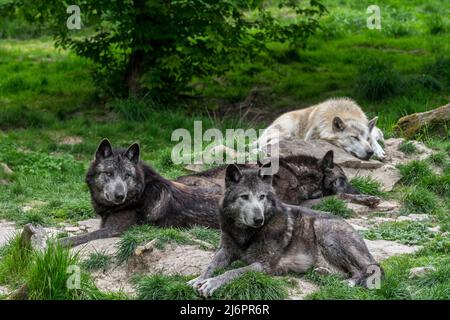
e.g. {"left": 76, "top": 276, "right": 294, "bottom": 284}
{"left": 171, "top": 121, "right": 279, "bottom": 175}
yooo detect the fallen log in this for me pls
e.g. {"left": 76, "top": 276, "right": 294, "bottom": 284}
{"left": 395, "top": 103, "right": 450, "bottom": 138}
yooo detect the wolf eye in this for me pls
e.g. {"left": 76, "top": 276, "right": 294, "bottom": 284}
{"left": 259, "top": 194, "right": 266, "bottom": 201}
{"left": 352, "top": 136, "right": 360, "bottom": 141}
{"left": 240, "top": 194, "right": 249, "bottom": 200}
{"left": 124, "top": 173, "right": 131, "bottom": 179}
{"left": 104, "top": 172, "right": 113, "bottom": 177}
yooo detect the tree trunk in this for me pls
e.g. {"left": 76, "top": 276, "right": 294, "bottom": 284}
{"left": 124, "top": 49, "right": 144, "bottom": 97}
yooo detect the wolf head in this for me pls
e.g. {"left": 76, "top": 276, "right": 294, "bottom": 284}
{"left": 86, "top": 139, "right": 145, "bottom": 207}
{"left": 330, "top": 116, "right": 378, "bottom": 161}
{"left": 274, "top": 151, "right": 358, "bottom": 203}
{"left": 222, "top": 163, "right": 276, "bottom": 228}
{"left": 319, "top": 151, "right": 359, "bottom": 196}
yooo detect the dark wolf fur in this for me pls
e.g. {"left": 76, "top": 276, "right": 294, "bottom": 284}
{"left": 177, "top": 151, "right": 359, "bottom": 205}
{"left": 59, "top": 139, "right": 220, "bottom": 247}
{"left": 189, "top": 165, "right": 381, "bottom": 298}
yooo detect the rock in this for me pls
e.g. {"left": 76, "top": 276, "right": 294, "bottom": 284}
{"left": 64, "top": 226, "right": 82, "bottom": 233}
{"left": 0, "top": 163, "right": 13, "bottom": 175}
{"left": 285, "top": 277, "right": 319, "bottom": 300}
{"left": 0, "top": 285, "right": 9, "bottom": 296}
{"left": 409, "top": 267, "right": 436, "bottom": 279}
{"left": 20, "top": 223, "right": 48, "bottom": 252}
{"left": 347, "top": 203, "right": 370, "bottom": 216}
{"left": 427, "top": 226, "right": 441, "bottom": 234}
{"left": 396, "top": 103, "right": 450, "bottom": 138}
{"left": 376, "top": 200, "right": 401, "bottom": 212}
{"left": 364, "top": 239, "right": 422, "bottom": 261}
{"left": 397, "top": 214, "right": 429, "bottom": 222}
{"left": 0, "top": 220, "right": 17, "bottom": 247}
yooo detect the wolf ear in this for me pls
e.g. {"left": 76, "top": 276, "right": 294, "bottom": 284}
{"left": 95, "top": 139, "right": 113, "bottom": 160}
{"left": 125, "top": 143, "right": 140, "bottom": 164}
{"left": 258, "top": 162, "right": 273, "bottom": 185}
{"left": 332, "top": 117, "right": 346, "bottom": 132}
{"left": 225, "top": 164, "right": 242, "bottom": 185}
{"left": 320, "top": 150, "right": 334, "bottom": 170}
{"left": 368, "top": 117, "right": 378, "bottom": 132}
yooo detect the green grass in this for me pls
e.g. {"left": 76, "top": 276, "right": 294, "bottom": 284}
{"left": 312, "top": 197, "right": 354, "bottom": 218}
{"left": 116, "top": 225, "right": 220, "bottom": 264}
{"left": 350, "top": 176, "right": 386, "bottom": 197}
{"left": 427, "top": 152, "right": 448, "bottom": 167}
{"left": 398, "top": 140, "right": 418, "bottom": 155}
{"left": 81, "top": 252, "right": 112, "bottom": 271}
{"left": 306, "top": 252, "right": 450, "bottom": 300}
{"left": 133, "top": 271, "right": 290, "bottom": 300}
{"left": 361, "top": 221, "right": 435, "bottom": 246}
{"left": 0, "top": 234, "right": 129, "bottom": 300}
{"left": 0, "top": 234, "right": 33, "bottom": 288}
{"left": 401, "top": 186, "right": 440, "bottom": 215}
{"left": 397, "top": 160, "right": 434, "bottom": 185}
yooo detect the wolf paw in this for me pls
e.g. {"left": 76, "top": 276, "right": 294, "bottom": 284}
{"left": 313, "top": 267, "right": 332, "bottom": 275}
{"left": 195, "top": 278, "right": 221, "bottom": 298}
{"left": 187, "top": 277, "right": 203, "bottom": 288}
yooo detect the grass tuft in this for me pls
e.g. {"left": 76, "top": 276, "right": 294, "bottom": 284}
{"left": 312, "top": 197, "right": 354, "bottom": 218}
{"left": 81, "top": 252, "right": 112, "bottom": 271}
{"left": 397, "top": 160, "right": 433, "bottom": 185}
{"left": 350, "top": 176, "right": 386, "bottom": 197}
{"left": 398, "top": 141, "right": 418, "bottom": 155}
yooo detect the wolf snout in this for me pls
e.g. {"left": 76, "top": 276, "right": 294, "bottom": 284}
{"left": 253, "top": 217, "right": 264, "bottom": 227}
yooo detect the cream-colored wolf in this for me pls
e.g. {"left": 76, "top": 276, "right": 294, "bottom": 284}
{"left": 257, "top": 97, "right": 385, "bottom": 160}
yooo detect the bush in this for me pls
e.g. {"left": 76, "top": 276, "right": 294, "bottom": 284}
{"left": 350, "top": 176, "right": 385, "bottom": 197}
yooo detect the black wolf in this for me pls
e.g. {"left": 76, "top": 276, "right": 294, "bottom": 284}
{"left": 189, "top": 164, "right": 381, "bottom": 298}
{"left": 177, "top": 150, "right": 359, "bottom": 205}
{"left": 60, "top": 139, "right": 220, "bottom": 247}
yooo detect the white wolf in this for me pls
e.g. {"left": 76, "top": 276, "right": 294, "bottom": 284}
{"left": 257, "top": 98, "right": 385, "bottom": 160}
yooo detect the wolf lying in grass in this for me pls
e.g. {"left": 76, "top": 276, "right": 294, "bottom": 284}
{"left": 257, "top": 97, "right": 385, "bottom": 160}
{"left": 189, "top": 164, "right": 381, "bottom": 298}
{"left": 59, "top": 139, "right": 221, "bottom": 247}
{"left": 178, "top": 150, "right": 359, "bottom": 205}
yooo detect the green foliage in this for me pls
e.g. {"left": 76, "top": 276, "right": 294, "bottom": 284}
{"left": 134, "top": 271, "right": 290, "bottom": 300}
{"left": 397, "top": 160, "right": 433, "bottom": 185}
{"left": 134, "top": 274, "right": 200, "bottom": 300}
{"left": 354, "top": 57, "right": 402, "bottom": 101}
{"left": 427, "top": 152, "right": 448, "bottom": 167}
{"left": 312, "top": 197, "right": 354, "bottom": 218}
{"left": 398, "top": 140, "right": 418, "bottom": 155}
{"left": 307, "top": 253, "right": 450, "bottom": 300}
{"left": 350, "top": 176, "right": 386, "bottom": 197}
{"left": 362, "top": 221, "right": 435, "bottom": 246}
{"left": 0, "top": 234, "right": 33, "bottom": 288}
{"left": 81, "top": 252, "right": 112, "bottom": 271}
{"left": 26, "top": 241, "right": 84, "bottom": 299}
{"left": 214, "top": 271, "right": 289, "bottom": 300}
{"left": 402, "top": 186, "right": 439, "bottom": 215}
{"left": 12, "top": 0, "right": 325, "bottom": 97}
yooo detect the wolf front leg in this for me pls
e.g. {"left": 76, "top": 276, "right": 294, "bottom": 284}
{"left": 188, "top": 247, "right": 234, "bottom": 288}
{"left": 194, "top": 262, "right": 264, "bottom": 298}
{"left": 58, "top": 227, "right": 121, "bottom": 248}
